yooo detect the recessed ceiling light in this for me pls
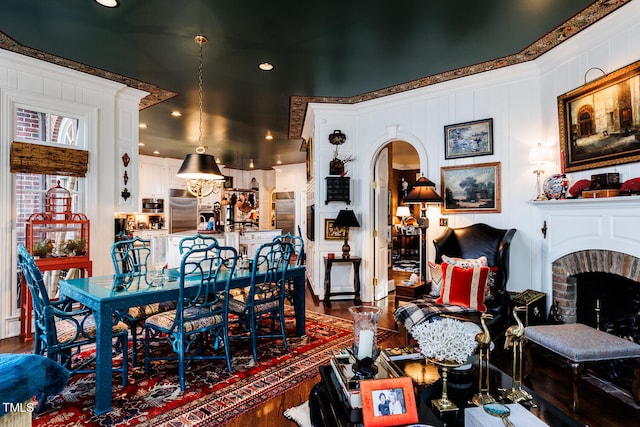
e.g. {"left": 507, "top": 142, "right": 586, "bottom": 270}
{"left": 139, "top": 123, "right": 148, "bottom": 129}
{"left": 138, "top": 142, "right": 145, "bottom": 146}
{"left": 170, "top": 111, "right": 182, "bottom": 117}
{"left": 153, "top": 150, "right": 160, "bottom": 155}
{"left": 258, "top": 62, "right": 274, "bottom": 71}
{"left": 95, "top": 0, "right": 119, "bottom": 7}
{"left": 265, "top": 131, "right": 273, "bottom": 140}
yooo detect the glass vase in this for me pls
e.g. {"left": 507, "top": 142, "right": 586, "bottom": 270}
{"left": 348, "top": 305, "right": 381, "bottom": 361}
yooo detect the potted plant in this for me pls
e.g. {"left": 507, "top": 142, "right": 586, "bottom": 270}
{"left": 63, "top": 238, "right": 87, "bottom": 256}
{"left": 33, "top": 239, "right": 54, "bottom": 258}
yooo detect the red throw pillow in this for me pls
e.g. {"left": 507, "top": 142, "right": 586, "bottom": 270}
{"left": 436, "top": 262, "right": 491, "bottom": 312}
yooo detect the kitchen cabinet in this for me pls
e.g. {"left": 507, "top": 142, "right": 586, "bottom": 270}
{"left": 139, "top": 155, "right": 168, "bottom": 200}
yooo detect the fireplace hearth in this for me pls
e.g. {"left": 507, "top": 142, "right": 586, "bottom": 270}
{"left": 552, "top": 253, "right": 640, "bottom": 394}
{"left": 575, "top": 272, "right": 640, "bottom": 343}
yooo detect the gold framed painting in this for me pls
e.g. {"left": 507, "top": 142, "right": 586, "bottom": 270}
{"left": 441, "top": 162, "right": 501, "bottom": 214}
{"left": 558, "top": 59, "right": 640, "bottom": 172}
{"left": 324, "top": 218, "right": 347, "bottom": 240}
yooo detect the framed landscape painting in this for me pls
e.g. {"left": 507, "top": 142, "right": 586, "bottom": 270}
{"left": 441, "top": 162, "right": 501, "bottom": 214}
{"left": 444, "top": 118, "right": 493, "bottom": 159}
{"left": 558, "top": 59, "right": 640, "bottom": 172}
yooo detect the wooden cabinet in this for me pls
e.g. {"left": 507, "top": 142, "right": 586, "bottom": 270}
{"left": 325, "top": 177, "right": 350, "bottom": 204}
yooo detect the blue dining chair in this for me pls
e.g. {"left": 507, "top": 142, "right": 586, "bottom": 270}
{"left": 110, "top": 237, "right": 176, "bottom": 367}
{"left": 229, "top": 241, "right": 294, "bottom": 363}
{"left": 272, "top": 232, "right": 304, "bottom": 304}
{"left": 17, "top": 245, "right": 128, "bottom": 409}
{"left": 143, "top": 240, "right": 238, "bottom": 391}
{"left": 178, "top": 233, "right": 218, "bottom": 254}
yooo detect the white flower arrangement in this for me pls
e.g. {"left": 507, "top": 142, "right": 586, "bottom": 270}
{"left": 410, "top": 318, "right": 478, "bottom": 364}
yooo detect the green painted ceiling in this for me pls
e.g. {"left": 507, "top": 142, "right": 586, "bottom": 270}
{"left": 0, "top": 0, "right": 608, "bottom": 169}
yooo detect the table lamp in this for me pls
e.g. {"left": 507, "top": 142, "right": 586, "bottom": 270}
{"left": 395, "top": 205, "right": 411, "bottom": 226}
{"left": 333, "top": 209, "right": 360, "bottom": 258}
{"left": 403, "top": 175, "right": 443, "bottom": 280}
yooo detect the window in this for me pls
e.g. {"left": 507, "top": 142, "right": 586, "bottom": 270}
{"left": 14, "top": 107, "right": 84, "bottom": 309}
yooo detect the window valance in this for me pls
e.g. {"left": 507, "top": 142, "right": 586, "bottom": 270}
{"left": 10, "top": 141, "right": 88, "bottom": 177}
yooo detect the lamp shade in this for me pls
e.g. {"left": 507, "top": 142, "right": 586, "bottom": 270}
{"left": 404, "top": 176, "right": 443, "bottom": 204}
{"left": 176, "top": 153, "right": 224, "bottom": 180}
{"left": 395, "top": 206, "right": 411, "bottom": 218}
{"left": 529, "top": 143, "right": 553, "bottom": 165}
{"left": 334, "top": 209, "right": 360, "bottom": 228}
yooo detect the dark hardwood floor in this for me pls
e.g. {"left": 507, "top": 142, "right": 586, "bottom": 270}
{"left": 3, "top": 274, "right": 640, "bottom": 426}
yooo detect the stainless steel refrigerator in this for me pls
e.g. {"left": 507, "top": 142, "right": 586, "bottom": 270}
{"left": 274, "top": 191, "right": 295, "bottom": 235}
{"left": 169, "top": 189, "right": 198, "bottom": 233}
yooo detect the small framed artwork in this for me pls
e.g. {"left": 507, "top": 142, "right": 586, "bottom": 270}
{"left": 324, "top": 218, "right": 347, "bottom": 240}
{"left": 360, "top": 377, "right": 418, "bottom": 427}
{"left": 441, "top": 162, "right": 501, "bottom": 214}
{"left": 223, "top": 176, "right": 233, "bottom": 189}
{"left": 444, "top": 118, "right": 494, "bottom": 159}
{"left": 558, "top": 59, "right": 640, "bottom": 172}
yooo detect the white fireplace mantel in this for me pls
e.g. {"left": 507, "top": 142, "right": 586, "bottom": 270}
{"left": 529, "top": 196, "right": 640, "bottom": 300}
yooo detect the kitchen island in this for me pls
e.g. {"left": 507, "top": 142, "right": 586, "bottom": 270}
{"left": 167, "top": 229, "right": 282, "bottom": 268}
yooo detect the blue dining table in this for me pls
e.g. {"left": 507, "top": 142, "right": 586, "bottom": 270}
{"left": 58, "top": 264, "right": 306, "bottom": 415}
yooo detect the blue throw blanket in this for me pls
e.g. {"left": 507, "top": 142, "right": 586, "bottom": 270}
{"left": 0, "top": 354, "right": 69, "bottom": 415}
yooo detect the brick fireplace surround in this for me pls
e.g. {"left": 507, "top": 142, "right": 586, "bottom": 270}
{"left": 533, "top": 197, "right": 640, "bottom": 322}
{"left": 552, "top": 250, "right": 640, "bottom": 324}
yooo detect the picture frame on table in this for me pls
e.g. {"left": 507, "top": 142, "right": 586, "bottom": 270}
{"left": 324, "top": 218, "right": 347, "bottom": 240}
{"left": 360, "top": 377, "right": 419, "bottom": 427}
{"left": 558, "top": 59, "right": 640, "bottom": 172}
{"left": 444, "top": 118, "right": 493, "bottom": 159}
{"left": 441, "top": 162, "right": 501, "bottom": 214}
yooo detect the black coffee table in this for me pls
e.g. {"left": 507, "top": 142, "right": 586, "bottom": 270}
{"left": 309, "top": 362, "right": 583, "bottom": 427}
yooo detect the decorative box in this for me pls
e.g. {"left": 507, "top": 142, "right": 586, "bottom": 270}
{"left": 590, "top": 172, "right": 621, "bottom": 189}
{"left": 510, "top": 289, "right": 546, "bottom": 326}
{"left": 582, "top": 189, "right": 621, "bottom": 198}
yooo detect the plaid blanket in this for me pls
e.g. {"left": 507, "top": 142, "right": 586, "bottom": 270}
{"left": 393, "top": 296, "right": 478, "bottom": 332}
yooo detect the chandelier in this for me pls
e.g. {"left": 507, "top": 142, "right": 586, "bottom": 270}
{"left": 176, "top": 34, "right": 225, "bottom": 198}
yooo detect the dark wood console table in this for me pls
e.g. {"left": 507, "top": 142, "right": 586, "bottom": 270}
{"left": 323, "top": 256, "right": 361, "bottom": 308}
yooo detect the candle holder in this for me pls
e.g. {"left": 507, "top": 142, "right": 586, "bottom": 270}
{"left": 349, "top": 305, "right": 381, "bottom": 378}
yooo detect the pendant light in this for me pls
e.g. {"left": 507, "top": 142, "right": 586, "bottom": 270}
{"left": 176, "top": 34, "right": 224, "bottom": 198}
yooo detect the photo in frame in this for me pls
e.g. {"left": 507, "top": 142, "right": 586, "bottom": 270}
{"left": 444, "top": 118, "right": 493, "bottom": 159}
{"left": 558, "top": 59, "right": 640, "bottom": 172}
{"left": 441, "top": 162, "right": 501, "bottom": 214}
{"left": 360, "top": 377, "right": 418, "bottom": 427}
{"left": 324, "top": 218, "right": 347, "bottom": 240}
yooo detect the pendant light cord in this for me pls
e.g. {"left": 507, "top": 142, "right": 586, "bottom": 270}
{"left": 195, "top": 35, "right": 207, "bottom": 154}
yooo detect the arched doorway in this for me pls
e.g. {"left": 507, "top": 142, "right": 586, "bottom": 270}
{"left": 372, "top": 140, "right": 420, "bottom": 301}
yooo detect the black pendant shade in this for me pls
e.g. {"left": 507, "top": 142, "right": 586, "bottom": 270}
{"left": 176, "top": 153, "right": 224, "bottom": 180}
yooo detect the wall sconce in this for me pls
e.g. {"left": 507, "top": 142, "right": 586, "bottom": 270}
{"left": 529, "top": 143, "right": 553, "bottom": 200}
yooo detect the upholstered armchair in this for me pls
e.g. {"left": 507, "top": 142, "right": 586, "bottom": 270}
{"left": 394, "top": 223, "right": 516, "bottom": 344}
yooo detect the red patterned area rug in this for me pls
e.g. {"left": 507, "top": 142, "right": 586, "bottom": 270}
{"left": 33, "top": 308, "right": 396, "bottom": 426}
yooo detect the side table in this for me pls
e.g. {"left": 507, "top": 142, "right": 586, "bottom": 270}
{"left": 394, "top": 280, "right": 428, "bottom": 310}
{"left": 323, "top": 257, "right": 362, "bottom": 308}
